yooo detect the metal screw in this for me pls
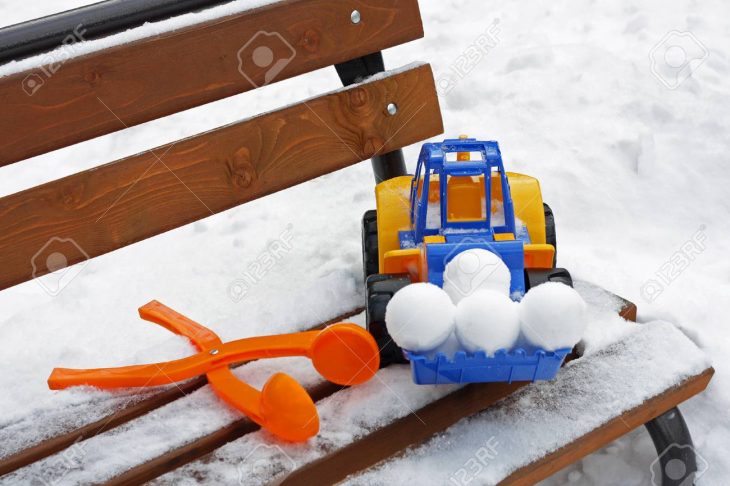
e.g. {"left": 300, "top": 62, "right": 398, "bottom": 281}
{"left": 351, "top": 10, "right": 361, "bottom": 24}
{"left": 386, "top": 102, "right": 398, "bottom": 116}
{"left": 209, "top": 349, "right": 219, "bottom": 355}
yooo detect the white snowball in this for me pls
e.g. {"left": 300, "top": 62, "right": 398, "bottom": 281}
{"left": 443, "top": 249, "right": 511, "bottom": 303}
{"left": 519, "top": 282, "right": 588, "bottom": 351}
{"left": 454, "top": 289, "right": 520, "bottom": 355}
{"left": 427, "top": 331, "right": 462, "bottom": 359}
{"left": 385, "top": 283, "right": 456, "bottom": 352}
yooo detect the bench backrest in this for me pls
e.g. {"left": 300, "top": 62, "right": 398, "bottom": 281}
{"left": 0, "top": 0, "right": 443, "bottom": 292}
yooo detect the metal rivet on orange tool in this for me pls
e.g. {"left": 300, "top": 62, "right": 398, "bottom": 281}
{"left": 47, "top": 301, "right": 380, "bottom": 442}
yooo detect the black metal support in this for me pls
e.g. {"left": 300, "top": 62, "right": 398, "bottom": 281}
{"left": 0, "top": 0, "right": 232, "bottom": 65}
{"left": 335, "top": 51, "right": 407, "bottom": 183}
{"left": 645, "top": 407, "right": 701, "bottom": 486}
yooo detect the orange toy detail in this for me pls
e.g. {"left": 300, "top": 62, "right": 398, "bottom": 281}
{"left": 47, "top": 301, "right": 379, "bottom": 442}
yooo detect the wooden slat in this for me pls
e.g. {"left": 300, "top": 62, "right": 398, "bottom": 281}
{"left": 501, "top": 368, "right": 714, "bottom": 485}
{"left": 0, "top": 379, "right": 205, "bottom": 477}
{"left": 619, "top": 299, "right": 636, "bottom": 322}
{"left": 277, "top": 369, "right": 713, "bottom": 485}
{"left": 0, "top": 0, "right": 424, "bottom": 166}
{"left": 106, "top": 381, "right": 341, "bottom": 486}
{"left": 0, "top": 64, "right": 442, "bottom": 291}
{"left": 99, "top": 293, "right": 638, "bottom": 484}
{"left": 277, "top": 380, "right": 527, "bottom": 485}
{"left": 0, "top": 308, "right": 363, "bottom": 476}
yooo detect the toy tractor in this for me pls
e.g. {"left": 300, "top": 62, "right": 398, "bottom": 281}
{"left": 363, "top": 137, "right": 573, "bottom": 366}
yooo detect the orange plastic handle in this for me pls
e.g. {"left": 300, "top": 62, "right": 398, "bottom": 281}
{"left": 139, "top": 300, "right": 222, "bottom": 350}
{"left": 137, "top": 302, "right": 320, "bottom": 441}
{"left": 46, "top": 301, "right": 379, "bottom": 442}
{"left": 48, "top": 330, "right": 323, "bottom": 388}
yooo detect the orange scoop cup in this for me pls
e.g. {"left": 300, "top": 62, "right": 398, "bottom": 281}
{"left": 47, "top": 301, "right": 380, "bottom": 442}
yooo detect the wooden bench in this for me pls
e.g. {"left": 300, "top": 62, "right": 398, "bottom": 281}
{"left": 0, "top": 1, "right": 713, "bottom": 485}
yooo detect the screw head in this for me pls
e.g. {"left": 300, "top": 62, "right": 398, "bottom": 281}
{"left": 386, "top": 103, "right": 398, "bottom": 116}
{"left": 209, "top": 348, "right": 219, "bottom": 355}
{"left": 351, "top": 10, "right": 361, "bottom": 24}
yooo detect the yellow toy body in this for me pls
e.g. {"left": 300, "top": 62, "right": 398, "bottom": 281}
{"left": 375, "top": 172, "right": 553, "bottom": 283}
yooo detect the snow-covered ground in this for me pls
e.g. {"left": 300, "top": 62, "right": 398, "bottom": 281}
{"left": 1, "top": 0, "right": 729, "bottom": 484}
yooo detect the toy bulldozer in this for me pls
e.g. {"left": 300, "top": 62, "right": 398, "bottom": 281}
{"left": 363, "top": 137, "right": 572, "bottom": 367}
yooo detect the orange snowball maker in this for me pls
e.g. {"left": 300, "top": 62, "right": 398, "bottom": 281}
{"left": 47, "top": 301, "right": 379, "bottom": 442}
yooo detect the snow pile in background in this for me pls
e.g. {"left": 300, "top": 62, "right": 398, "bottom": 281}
{"left": 0, "top": 0, "right": 729, "bottom": 484}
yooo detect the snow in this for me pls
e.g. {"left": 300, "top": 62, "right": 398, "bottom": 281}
{"left": 519, "top": 282, "right": 588, "bottom": 351}
{"left": 154, "top": 364, "right": 460, "bottom": 486}
{"left": 347, "top": 320, "right": 711, "bottom": 486}
{"left": 454, "top": 289, "right": 520, "bottom": 354}
{"left": 427, "top": 331, "right": 463, "bottom": 359}
{"left": 132, "top": 303, "right": 705, "bottom": 486}
{"left": 1, "top": 0, "right": 729, "bottom": 484}
{"left": 1, "top": 354, "right": 327, "bottom": 484}
{"left": 385, "top": 283, "right": 455, "bottom": 352}
{"left": 443, "top": 248, "right": 512, "bottom": 302}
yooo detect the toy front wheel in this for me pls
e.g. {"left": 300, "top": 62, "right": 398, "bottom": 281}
{"left": 525, "top": 267, "right": 573, "bottom": 290}
{"left": 362, "top": 210, "right": 379, "bottom": 282}
{"left": 366, "top": 273, "right": 411, "bottom": 367}
{"left": 544, "top": 202, "right": 557, "bottom": 267}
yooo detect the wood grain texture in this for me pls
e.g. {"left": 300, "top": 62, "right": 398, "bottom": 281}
{"left": 0, "top": 64, "right": 442, "bottom": 291}
{"left": 106, "top": 381, "right": 342, "bottom": 486}
{"left": 277, "top": 381, "right": 527, "bottom": 486}
{"left": 274, "top": 298, "right": 709, "bottom": 485}
{"left": 277, "top": 368, "right": 713, "bottom": 486}
{"left": 104, "top": 294, "right": 644, "bottom": 485}
{"left": 0, "top": 308, "right": 363, "bottom": 477}
{"left": 0, "top": 0, "right": 424, "bottom": 166}
{"left": 500, "top": 368, "right": 714, "bottom": 485}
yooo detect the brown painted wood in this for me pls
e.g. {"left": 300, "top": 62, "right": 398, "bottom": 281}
{"left": 3, "top": 291, "right": 678, "bottom": 486}
{"left": 0, "top": 308, "right": 363, "bottom": 476}
{"left": 278, "top": 381, "right": 527, "bottom": 486}
{"left": 0, "top": 64, "right": 442, "bottom": 292}
{"left": 0, "top": 0, "right": 424, "bottom": 166}
{"left": 106, "top": 381, "right": 342, "bottom": 486}
{"left": 0, "top": 377, "right": 206, "bottom": 478}
{"left": 500, "top": 368, "right": 714, "bottom": 486}
{"left": 620, "top": 300, "right": 637, "bottom": 322}
{"left": 276, "top": 368, "right": 713, "bottom": 486}
{"left": 102, "top": 292, "right": 641, "bottom": 485}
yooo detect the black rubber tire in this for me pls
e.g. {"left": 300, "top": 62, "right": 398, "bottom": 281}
{"left": 544, "top": 202, "right": 557, "bottom": 268}
{"left": 645, "top": 407, "right": 701, "bottom": 486}
{"left": 362, "top": 210, "right": 379, "bottom": 282}
{"left": 524, "top": 267, "right": 574, "bottom": 290}
{"left": 366, "top": 273, "right": 411, "bottom": 367}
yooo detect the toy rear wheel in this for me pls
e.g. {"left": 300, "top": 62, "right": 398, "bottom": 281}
{"left": 525, "top": 267, "right": 573, "bottom": 290}
{"left": 544, "top": 202, "right": 557, "bottom": 267}
{"left": 362, "top": 210, "right": 379, "bottom": 282}
{"left": 366, "top": 273, "right": 411, "bottom": 367}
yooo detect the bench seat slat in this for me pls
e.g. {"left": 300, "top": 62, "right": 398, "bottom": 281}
{"left": 278, "top": 322, "right": 712, "bottom": 485}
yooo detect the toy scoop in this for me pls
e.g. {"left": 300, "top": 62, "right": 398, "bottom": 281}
{"left": 48, "top": 301, "right": 379, "bottom": 442}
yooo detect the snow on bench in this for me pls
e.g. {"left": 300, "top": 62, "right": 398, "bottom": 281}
{"left": 348, "top": 321, "right": 710, "bottom": 485}
{"left": 1, "top": 285, "right": 709, "bottom": 484}
{"left": 151, "top": 315, "right": 708, "bottom": 485}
